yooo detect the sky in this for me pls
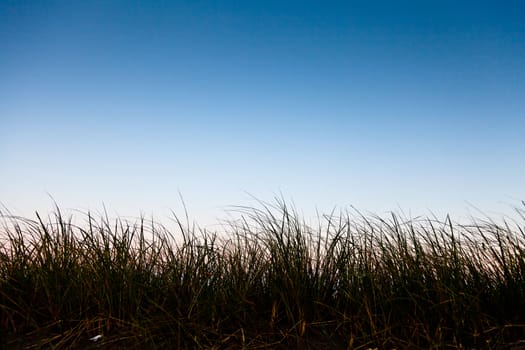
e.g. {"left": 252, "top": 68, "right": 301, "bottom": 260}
{"left": 1, "top": 1, "right": 524, "bottom": 227}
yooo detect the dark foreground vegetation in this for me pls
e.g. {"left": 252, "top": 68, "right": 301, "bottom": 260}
{"left": 1, "top": 201, "right": 525, "bottom": 349}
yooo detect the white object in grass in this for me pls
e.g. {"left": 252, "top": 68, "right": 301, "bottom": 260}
{"left": 90, "top": 334, "right": 103, "bottom": 342}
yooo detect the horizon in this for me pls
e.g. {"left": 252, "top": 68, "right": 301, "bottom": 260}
{"left": 1, "top": 1, "right": 524, "bottom": 227}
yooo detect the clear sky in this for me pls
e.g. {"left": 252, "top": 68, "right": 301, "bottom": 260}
{"left": 1, "top": 1, "right": 524, "bottom": 226}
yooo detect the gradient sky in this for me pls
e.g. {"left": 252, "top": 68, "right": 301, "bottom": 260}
{"left": 1, "top": 1, "right": 524, "bottom": 226}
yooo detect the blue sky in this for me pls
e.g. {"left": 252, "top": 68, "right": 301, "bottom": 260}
{"left": 1, "top": 1, "right": 524, "bottom": 225}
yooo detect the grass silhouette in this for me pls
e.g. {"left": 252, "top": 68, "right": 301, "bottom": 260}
{"left": 1, "top": 200, "right": 525, "bottom": 349}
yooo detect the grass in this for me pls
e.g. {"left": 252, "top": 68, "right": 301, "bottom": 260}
{"left": 1, "top": 200, "right": 525, "bottom": 349}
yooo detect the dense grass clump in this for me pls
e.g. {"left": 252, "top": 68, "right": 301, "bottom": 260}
{"left": 1, "top": 201, "right": 525, "bottom": 349}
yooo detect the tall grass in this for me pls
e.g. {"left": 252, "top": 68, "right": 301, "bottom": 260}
{"left": 1, "top": 201, "right": 525, "bottom": 349}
